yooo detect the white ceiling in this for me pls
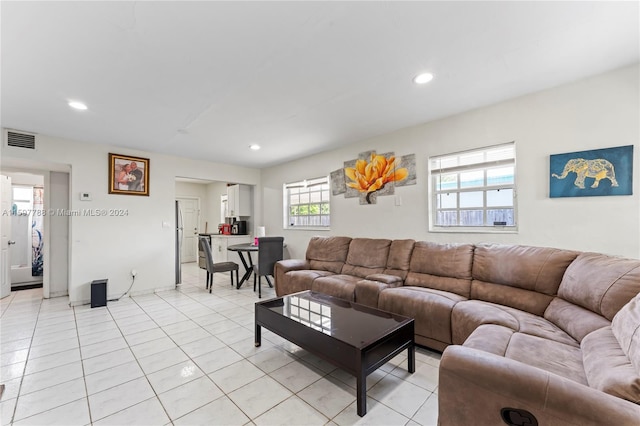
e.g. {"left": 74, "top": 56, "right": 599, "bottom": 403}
{"left": 2, "top": 1, "right": 638, "bottom": 168}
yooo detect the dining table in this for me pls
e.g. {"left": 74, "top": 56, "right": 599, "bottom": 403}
{"left": 227, "top": 242, "right": 280, "bottom": 289}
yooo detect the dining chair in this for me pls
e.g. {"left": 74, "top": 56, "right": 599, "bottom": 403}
{"left": 253, "top": 236, "right": 284, "bottom": 298}
{"left": 198, "top": 236, "right": 239, "bottom": 293}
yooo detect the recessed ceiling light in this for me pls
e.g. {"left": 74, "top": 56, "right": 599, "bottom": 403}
{"left": 413, "top": 72, "right": 434, "bottom": 85}
{"left": 249, "top": 144, "right": 261, "bottom": 150}
{"left": 68, "top": 101, "right": 88, "bottom": 110}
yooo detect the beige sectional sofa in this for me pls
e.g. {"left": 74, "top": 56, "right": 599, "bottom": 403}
{"left": 274, "top": 236, "right": 640, "bottom": 425}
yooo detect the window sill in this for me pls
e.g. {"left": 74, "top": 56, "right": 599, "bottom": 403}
{"left": 429, "top": 226, "right": 518, "bottom": 234}
{"left": 284, "top": 226, "right": 331, "bottom": 232}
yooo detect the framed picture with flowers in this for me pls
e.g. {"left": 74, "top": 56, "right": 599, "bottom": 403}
{"left": 332, "top": 150, "right": 416, "bottom": 204}
{"left": 108, "top": 153, "right": 150, "bottom": 196}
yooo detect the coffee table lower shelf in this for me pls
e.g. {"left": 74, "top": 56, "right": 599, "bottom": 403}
{"left": 255, "top": 293, "right": 415, "bottom": 417}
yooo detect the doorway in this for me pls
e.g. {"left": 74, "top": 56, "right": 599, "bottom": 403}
{"left": 0, "top": 168, "right": 70, "bottom": 300}
{"left": 10, "top": 177, "right": 45, "bottom": 289}
{"left": 176, "top": 197, "right": 200, "bottom": 263}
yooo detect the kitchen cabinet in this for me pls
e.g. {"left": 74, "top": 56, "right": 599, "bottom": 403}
{"left": 210, "top": 235, "right": 251, "bottom": 263}
{"left": 227, "top": 184, "right": 251, "bottom": 218}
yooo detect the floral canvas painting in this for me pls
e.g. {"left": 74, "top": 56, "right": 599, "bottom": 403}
{"left": 332, "top": 150, "right": 417, "bottom": 204}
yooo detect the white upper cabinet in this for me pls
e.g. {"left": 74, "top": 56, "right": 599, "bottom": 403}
{"left": 227, "top": 184, "right": 251, "bottom": 218}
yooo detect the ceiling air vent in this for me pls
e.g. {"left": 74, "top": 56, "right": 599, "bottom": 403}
{"left": 6, "top": 131, "right": 36, "bottom": 149}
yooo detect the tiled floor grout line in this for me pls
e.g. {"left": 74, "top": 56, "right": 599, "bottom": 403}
{"left": 151, "top": 279, "right": 271, "bottom": 424}
{"left": 158, "top": 277, "right": 322, "bottom": 423}
{"left": 153, "top": 276, "right": 417, "bottom": 425}
{"left": 2, "top": 268, "right": 441, "bottom": 425}
{"left": 74, "top": 297, "right": 96, "bottom": 426}
{"left": 107, "top": 294, "right": 176, "bottom": 425}
{"left": 7, "top": 292, "right": 43, "bottom": 424}
{"left": 161, "top": 277, "right": 409, "bottom": 424}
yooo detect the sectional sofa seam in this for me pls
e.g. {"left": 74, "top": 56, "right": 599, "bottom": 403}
{"left": 533, "top": 251, "right": 554, "bottom": 294}
{"left": 598, "top": 264, "right": 639, "bottom": 316}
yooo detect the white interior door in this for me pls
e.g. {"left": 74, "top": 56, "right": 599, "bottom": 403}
{"left": 1, "top": 175, "right": 13, "bottom": 298}
{"left": 177, "top": 197, "right": 199, "bottom": 263}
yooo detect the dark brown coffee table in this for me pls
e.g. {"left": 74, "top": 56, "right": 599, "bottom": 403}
{"left": 255, "top": 291, "right": 415, "bottom": 416}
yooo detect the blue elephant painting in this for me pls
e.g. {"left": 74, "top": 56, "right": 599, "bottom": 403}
{"left": 550, "top": 145, "right": 633, "bottom": 198}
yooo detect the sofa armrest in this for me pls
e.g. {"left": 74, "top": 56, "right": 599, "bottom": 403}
{"left": 355, "top": 278, "right": 403, "bottom": 308}
{"left": 274, "top": 259, "right": 311, "bottom": 296}
{"left": 438, "top": 345, "right": 640, "bottom": 426}
{"left": 275, "top": 259, "right": 310, "bottom": 274}
{"left": 364, "top": 273, "right": 404, "bottom": 285}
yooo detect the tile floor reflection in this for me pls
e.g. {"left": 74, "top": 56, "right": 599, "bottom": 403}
{"left": 0, "top": 263, "right": 440, "bottom": 425}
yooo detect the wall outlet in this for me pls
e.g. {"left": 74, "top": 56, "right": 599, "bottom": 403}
{"left": 131, "top": 269, "right": 137, "bottom": 278}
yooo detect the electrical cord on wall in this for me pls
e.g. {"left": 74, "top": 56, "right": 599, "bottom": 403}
{"left": 109, "top": 275, "right": 136, "bottom": 302}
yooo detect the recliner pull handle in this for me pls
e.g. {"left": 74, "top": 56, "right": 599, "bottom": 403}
{"left": 500, "top": 408, "right": 538, "bottom": 426}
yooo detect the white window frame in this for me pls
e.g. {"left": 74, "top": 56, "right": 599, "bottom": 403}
{"left": 283, "top": 176, "right": 330, "bottom": 230}
{"left": 429, "top": 142, "right": 518, "bottom": 233}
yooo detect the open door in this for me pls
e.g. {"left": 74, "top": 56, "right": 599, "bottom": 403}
{"left": 1, "top": 175, "right": 13, "bottom": 298}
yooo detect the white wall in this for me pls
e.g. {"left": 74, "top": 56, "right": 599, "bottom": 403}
{"left": 261, "top": 65, "right": 640, "bottom": 260}
{"left": 1, "top": 137, "right": 260, "bottom": 305}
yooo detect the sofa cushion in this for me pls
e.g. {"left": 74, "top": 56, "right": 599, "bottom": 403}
{"left": 470, "top": 280, "right": 553, "bottom": 316}
{"left": 611, "top": 292, "right": 640, "bottom": 372}
{"left": 582, "top": 326, "right": 640, "bottom": 404}
{"left": 465, "top": 323, "right": 587, "bottom": 385}
{"left": 544, "top": 297, "right": 611, "bottom": 342}
{"left": 558, "top": 252, "right": 640, "bottom": 321}
{"left": 504, "top": 333, "right": 588, "bottom": 386}
{"left": 379, "top": 286, "right": 467, "bottom": 346}
{"left": 306, "top": 236, "right": 352, "bottom": 274}
{"left": 405, "top": 242, "right": 474, "bottom": 297}
{"left": 470, "top": 244, "right": 578, "bottom": 315}
{"left": 311, "top": 274, "right": 361, "bottom": 301}
{"left": 278, "top": 270, "right": 335, "bottom": 295}
{"left": 382, "top": 239, "right": 415, "bottom": 280}
{"left": 452, "top": 300, "right": 579, "bottom": 347}
{"left": 472, "top": 244, "right": 579, "bottom": 295}
{"left": 342, "top": 238, "right": 390, "bottom": 278}
{"left": 354, "top": 279, "right": 402, "bottom": 308}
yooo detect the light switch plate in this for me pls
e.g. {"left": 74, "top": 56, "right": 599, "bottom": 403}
{"left": 80, "top": 192, "right": 92, "bottom": 201}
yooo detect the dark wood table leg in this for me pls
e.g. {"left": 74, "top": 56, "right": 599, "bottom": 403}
{"left": 255, "top": 323, "right": 262, "bottom": 347}
{"left": 408, "top": 342, "right": 415, "bottom": 373}
{"left": 356, "top": 371, "right": 367, "bottom": 416}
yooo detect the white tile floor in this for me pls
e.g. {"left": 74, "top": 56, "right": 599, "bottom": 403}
{"left": 0, "top": 263, "right": 441, "bottom": 425}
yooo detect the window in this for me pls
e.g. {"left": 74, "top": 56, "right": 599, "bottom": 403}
{"left": 12, "top": 186, "right": 33, "bottom": 213}
{"left": 284, "top": 176, "right": 330, "bottom": 229}
{"left": 429, "top": 142, "right": 517, "bottom": 231}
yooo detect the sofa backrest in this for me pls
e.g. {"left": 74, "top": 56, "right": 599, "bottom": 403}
{"left": 471, "top": 244, "right": 579, "bottom": 316}
{"left": 554, "top": 252, "right": 640, "bottom": 321}
{"left": 545, "top": 252, "right": 640, "bottom": 342}
{"left": 342, "top": 238, "right": 391, "bottom": 278}
{"left": 305, "top": 236, "right": 352, "bottom": 274}
{"left": 405, "top": 242, "right": 474, "bottom": 298}
{"left": 382, "top": 239, "right": 415, "bottom": 280}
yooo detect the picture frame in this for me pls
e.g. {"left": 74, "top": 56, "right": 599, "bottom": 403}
{"left": 108, "top": 153, "right": 150, "bottom": 196}
{"left": 549, "top": 145, "right": 633, "bottom": 198}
